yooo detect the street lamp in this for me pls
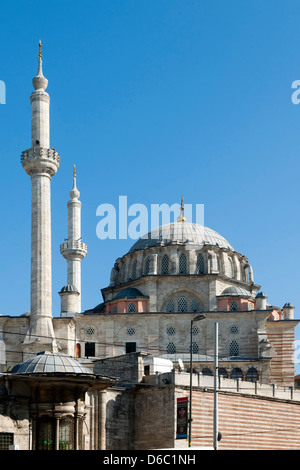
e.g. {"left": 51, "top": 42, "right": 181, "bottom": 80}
{"left": 188, "top": 314, "right": 206, "bottom": 447}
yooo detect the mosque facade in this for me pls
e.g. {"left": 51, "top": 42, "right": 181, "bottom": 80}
{"left": 0, "top": 45, "right": 299, "bottom": 450}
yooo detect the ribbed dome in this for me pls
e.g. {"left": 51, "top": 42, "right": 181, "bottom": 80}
{"left": 129, "top": 222, "right": 233, "bottom": 253}
{"left": 221, "top": 286, "right": 251, "bottom": 296}
{"left": 10, "top": 351, "right": 93, "bottom": 375}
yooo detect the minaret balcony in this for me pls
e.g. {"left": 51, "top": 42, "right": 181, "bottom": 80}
{"left": 60, "top": 240, "right": 88, "bottom": 260}
{"left": 21, "top": 147, "right": 60, "bottom": 176}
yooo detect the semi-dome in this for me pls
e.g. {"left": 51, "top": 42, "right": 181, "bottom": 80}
{"left": 10, "top": 351, "right": 93, "bottom": 375}
{"left": 220, "top": 286, "right": 252, "bottom": 297}
{"left": 129, "top": 222, "right": 233, "bottom": 254}
{"left": 113, "top": 287, "right": 149, "bottom": 300}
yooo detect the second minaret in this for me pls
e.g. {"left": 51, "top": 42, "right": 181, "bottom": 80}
{"left": 59, "top": 166, "right": 87, "bottom": 316}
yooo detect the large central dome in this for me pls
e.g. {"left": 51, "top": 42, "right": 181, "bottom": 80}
{"left": 129, "top": 222, "right": 234, "bottom": 253}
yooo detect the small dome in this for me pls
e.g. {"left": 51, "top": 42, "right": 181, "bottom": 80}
{"left": 256, "top": 292, "right": 267, "bottom": 298}
{"left": 220, "top": 286, "right": 251, "bottom": 297}
{"left": 113, "top": 287, "right": 149, "bottom": 300}
{"left": 129, "top": 222, "right": 233, "bottom": 253}
{"left": 10, "top": 351, "right": 93, "bottom": 375}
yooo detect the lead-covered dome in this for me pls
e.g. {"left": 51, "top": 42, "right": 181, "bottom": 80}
{"left": 129, "top": 222, "right": 233, "bottom": 253}
{"left": 10, "top": 351, "right": 93, "bottom": 375}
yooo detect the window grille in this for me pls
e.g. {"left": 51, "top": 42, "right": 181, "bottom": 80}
{"left": 144, "top": 257, "right": 151, "bottom": 275}
{"left": 191, "top": 326, "right": 199, "bottom": 335}
{"left": 230, "top": 325, "right": 238, "bottom": 334}
{"left": 128, "top": 302, "right": 136, "bottom": 313}
{"left": 0, "top": 433, "right": 14, "bottom": 450}
{"left": 59, "top": 416, "right": 75, "bottom": 451}
{"left": 190, "top": 342, "right": 199, "bottom": 354}
{"left": 230, "top": 340, "right": 239, "bottom": 356}
{"left": 37, "top": 417, "right": 55, "bottom": 450}
{"left": 196, "top": 253, "right": 205, "bottom": 275}
{"left": 127, "top": 327, "right": 135, "bottom": 336}
{"left": 177, "top": 297, "right": 187, "bottom": 312}
{"left": 85, "top": 327, "right": 94, "bottom": 336}
{"left": 230, "top": 301, "right": 238, "bottom": 311}
{"left": 166, "top": 301, "right": 175, "bottom": 313}
{"left": 161, "top": 254, "right": 169, "bottom": 275}
{"left": 131, "top": 260, "right": 137, "bottom": 280}
{"left": 191, "top": 299, "right": 200, "bottom": 313}
{"left": 166, "top": 326, "right": 176, "bottom": 336}
{"left": 166, "top": 342, "right": 176, "bottom": 354}
{"left": 179, "top": 253, "right": 187, "bottom": 274}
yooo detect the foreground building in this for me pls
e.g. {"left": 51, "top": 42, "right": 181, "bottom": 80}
{"left": 0, "top": 44, "right": 299, "bottom": 450}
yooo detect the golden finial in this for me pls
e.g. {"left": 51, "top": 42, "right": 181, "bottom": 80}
{"left": 38, "top": 40, "right": 42, "bottom": 60}
{"left": 177, "top": 197, "right": 186, "bottom": 222}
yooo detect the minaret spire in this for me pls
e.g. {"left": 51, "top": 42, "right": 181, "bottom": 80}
{"left": 60, "top": 166, "right": 88, "bottom": 317}
{"left": 21, "top": 42, "right": 60, "bottom": 356}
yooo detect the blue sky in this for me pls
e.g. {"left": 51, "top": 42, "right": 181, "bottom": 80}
{"left": 1, "top": 1, "right": 300, "bottom": 368}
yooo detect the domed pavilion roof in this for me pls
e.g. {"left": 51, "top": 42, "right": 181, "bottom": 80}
{"left": 129, "top": 222, "right": 233, "bottom": 254}
{"left": 10, "top": 351, "right": 93, "bottom": 375}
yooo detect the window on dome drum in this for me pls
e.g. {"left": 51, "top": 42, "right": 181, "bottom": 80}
{"left": 179, "top": 253, "right": 187, "bottom": 274}
{"left": 144, "top": 257, "right": 151, "bottom": 275}
{"left": 202, "top": 368, "right": 212, "bottom": 376}
{"left": 190, "top": 342, "right": 199, "bottom": 354}
{"left": 166, "top": 342, "right": 176, "bottom": 354}
{"left": 191, "top": 299, "right": 200, "bottom": 313}
{"left": 161, "top": 254, "right": 169, "bottom": 275}
{"left": 231, "top": 368, "right": 243, "bottom": 380}
{"left": 228, "top": 258, "right": 234, "bottom": 278}
{"left": 230, "top": 340, "right": 239, "bottom": 356}
{"left": 230, "top": 301, "right": 238, "bottom": 311}
{"left": 196, "top": 253, "right": 205, "bottom": 275}
{"left": 112, "top": 305, "right": 118, "bottom": 313}
{"left": 131, "top": 260, "right": 137, "bottom": 280}
{"left": 128, "top": 302, "right": 136, "bottom": 313}
{"left": 177, "top": 296, "right": 187, "bottom": 312}
{"left": 218, "top": 368, "right": 228, "bottom": 378}
{"left": 246, "top": 368, "right": 259, "bottom": 382}
{"left": 166, "top": 300, "right": 175, "bottom": 313}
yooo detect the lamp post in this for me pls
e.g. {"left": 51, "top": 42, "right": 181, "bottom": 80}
{"left": 188, "top": 314, "right": 206, "bottom": 447}
{"left": 213, "top": 321, "right": 219, "bottom": 450}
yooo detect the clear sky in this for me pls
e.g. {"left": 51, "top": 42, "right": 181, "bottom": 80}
{"left": 1, "top": 1, "right": 300, "bottom": 369}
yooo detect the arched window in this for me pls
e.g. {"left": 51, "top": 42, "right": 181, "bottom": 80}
{"left": 177, "top": 297, "right": 187, "bottom": 312}
{"left": 144, "top": 257, "right": 151, "bottom": 275}
{"left": 202, "top": 368, "right": 212, "bottom": 376}
{"left": 166, "top": 301, "right": 175, "bottom": 313}
{"left": 246, "top": 368, "right": 259, "bottom": 382}
{"left": 230, "top": 301, "right": 238, "bottom": 311}
{"left": 59, "top": 416, "right": 75, "bottom": 450}
{"left": 231, "top": 368, "right": 243, "bottom": 380}
{"left": 161, "top": 254, "right": 169, "bottom": 275}
{"left": 166, "top": 342, "right": 176, "bottom": 354}
{"left": 179, "top": 252, "right": 187, "bottom": 274}
{"left": 75, "top": 343, "right": 81, "bottom": 358}
{"left": 218, "top": 368, "right": 228, "bottom": 378}
{"left": 196, "top": 253, "right": 205, "bottom": 275}
{"left": 228, "top": 258, "right": 234, "bottom": 278}
{"left": 128, "top": 303, "right": 136, "bottom": 313}
{"left": 229, "top": 340, "right": 239, "bottom": 356}
{"left": 131, "top": 260, "right": 137, "bottom": 280}
{"left": 190, "top": 299, "right": 200, "bottom": 313}
{"left": 37, "top": 417, "right": 55, "bottom": 450}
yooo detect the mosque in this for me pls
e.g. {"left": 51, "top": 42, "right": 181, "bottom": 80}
{"left": 0, "top": 44, "right": 299, "bottom": 451}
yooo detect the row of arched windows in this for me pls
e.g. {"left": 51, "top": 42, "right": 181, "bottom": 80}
{"left": 166, "top": 340, "right": 240, "bottom": 356}
{"left": 201, "top": 367, "right": 259, "bottom": 382}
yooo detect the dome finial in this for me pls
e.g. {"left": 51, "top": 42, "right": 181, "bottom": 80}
{"left": 177, "top": 197, "right": 186, "bottom": 222}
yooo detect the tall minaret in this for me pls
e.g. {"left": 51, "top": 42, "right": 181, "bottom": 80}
{"left": 59, "top": 166, "right": 87, "bottom": 317}
{"left": 21, "top": 42, "right": 60, "bottom": 354}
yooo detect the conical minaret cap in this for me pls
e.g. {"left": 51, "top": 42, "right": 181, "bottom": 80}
{"left": 32, "top": 40, "right": 48, "bottom": 91}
